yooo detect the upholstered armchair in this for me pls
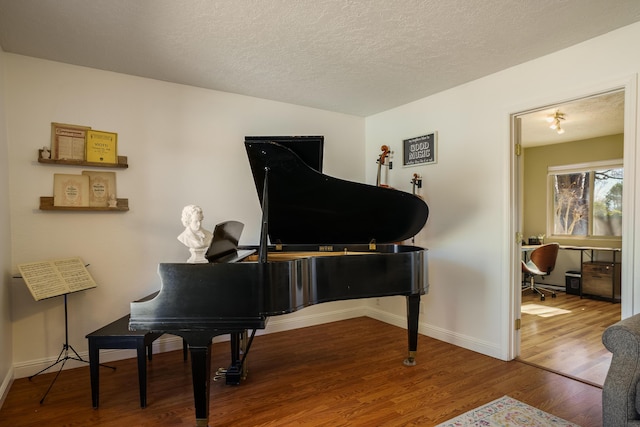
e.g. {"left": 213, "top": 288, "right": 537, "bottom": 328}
{"left": 602, "top": 313, "right": 640, "bottom": 427}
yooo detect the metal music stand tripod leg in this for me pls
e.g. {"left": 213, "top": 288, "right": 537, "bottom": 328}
{"left": 28, "top": 293, "right": 114, "bottom": 404}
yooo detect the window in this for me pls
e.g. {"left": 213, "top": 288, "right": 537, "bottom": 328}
{"left": 549, "top": 160, "right": 623, "bottom": 238}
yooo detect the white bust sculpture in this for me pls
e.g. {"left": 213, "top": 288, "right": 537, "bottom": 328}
{"left": 177, "top": 204, "right": 213, "bottom": 263}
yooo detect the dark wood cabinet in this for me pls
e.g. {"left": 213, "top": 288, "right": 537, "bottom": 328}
{"left": 582, "top": 261, "right": 621, "bottom": 301}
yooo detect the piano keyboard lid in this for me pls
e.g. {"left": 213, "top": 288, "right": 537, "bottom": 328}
{"left": 245, "top": 137, "right": 429, "bottom": 246}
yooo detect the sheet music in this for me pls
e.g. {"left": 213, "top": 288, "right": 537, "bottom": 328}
{"left": 17, "top": 257, "right": 97, "bottom": 301}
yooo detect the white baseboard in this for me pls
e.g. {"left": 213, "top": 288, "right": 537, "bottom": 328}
{"left": 420, "top": 323, "right": 503, "bottom": 359}
{"left": 366, "top": 306, "right": 503, "bottom": 360}
{"left": 261, "top": 305, "right": 366, "bottom": 335}
{"left": 0, "top": 366, "right": 14, "bottom": 410}
{"left": 12, "top": 304, "right": 368, "bottom": 379}
{"left": 11, "top": 303, "right": 499, "bottom": 380}
{"left": 11, "top": 336, "right": 189, "bottom": 379}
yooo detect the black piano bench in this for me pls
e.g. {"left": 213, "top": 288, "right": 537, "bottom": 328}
{"left": 86, "top": 314, "right": 187, "bottom": 408}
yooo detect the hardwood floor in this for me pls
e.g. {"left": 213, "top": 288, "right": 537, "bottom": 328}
{"left": 1, "top": 316, "right": 602, "bottom": 426}
{"left": 519, "top": 289, "right": 621, "bottom": 387}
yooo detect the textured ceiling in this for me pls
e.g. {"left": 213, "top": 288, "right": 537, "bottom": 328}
{"left": 519, "top": 91, "right": 626, "bottom": 147}
{"left": 1, "top": 0, "right": 639, "bottom": 119}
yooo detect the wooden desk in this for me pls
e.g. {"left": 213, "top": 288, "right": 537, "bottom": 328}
{"left": 522, "top": 244, "right": 621, "bottom": 302}
{"left": 561, "top": 246, "right": 621, "bottom": 302}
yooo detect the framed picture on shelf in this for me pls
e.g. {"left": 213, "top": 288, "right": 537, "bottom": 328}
{"left": 50, "top": 122, "right": 91, "bottom": 161}
{"left": 82, "top": 170, "right": 116, "bottom": 207}
{"left": 86, "top": 130, "right": 118, "bottom": 164}
{"left": 53, "top": 173, "right": 90, "bottom": 207}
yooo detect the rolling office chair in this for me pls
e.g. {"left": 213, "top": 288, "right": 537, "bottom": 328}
{"left": 521, "top": 242, "right": 559, "bottom": 301}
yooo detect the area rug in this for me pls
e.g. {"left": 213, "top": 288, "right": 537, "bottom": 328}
{"left": 436, "top": 395, "right": 580, "bottom": 427}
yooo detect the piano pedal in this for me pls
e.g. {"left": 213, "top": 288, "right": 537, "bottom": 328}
{"left": 214, "top": 366, "right": 245, "bottom": 384}
{"left": 213, "top": 367, "right": 227, "bottom": 382}
{"left": 221, "top": 367, "right": 241, "bottom": 385}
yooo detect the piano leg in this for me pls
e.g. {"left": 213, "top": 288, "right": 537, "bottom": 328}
{"left": 404, "top": 294, "right": 421, "bottom": 366}
{"left": 240, "top": 329, "right": 249, "bottom": 380}
{"left": 226, "top": 329, "right": 250, "bottom": 384}
{"left": 226, "top": 332, "right": 243, "bottom": 385}
{"left": 185, "top": 338, "right": 212, "bottom": 427}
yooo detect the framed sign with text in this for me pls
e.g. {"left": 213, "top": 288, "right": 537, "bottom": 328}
{"left": 403, "top": 132, "right": 437, "bottom": 166}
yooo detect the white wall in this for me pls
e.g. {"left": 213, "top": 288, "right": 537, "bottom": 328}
{"left": 0, "top": 48, "right": 15, "bottom": 404}
{"left": 365, "top": 22, "right": 640, "bottom": 359}
{"left": 5, "top": 20, "right": 640, "bottom": 382}
{"left": 4, "top": 54, "right": 366, "bottom": 377}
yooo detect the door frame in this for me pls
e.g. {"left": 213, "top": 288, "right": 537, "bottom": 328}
{"left": 508, "top": 75, "right": 638, "bottom": 359}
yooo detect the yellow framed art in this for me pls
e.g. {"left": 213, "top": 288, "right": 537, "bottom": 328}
{"left": 86, "top": 130, "right": 118, "bottom": 164}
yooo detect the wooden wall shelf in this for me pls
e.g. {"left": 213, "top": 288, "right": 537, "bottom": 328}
{"left": 39, "top": 197, "right": 129, "bottom": 211}
{"left": 38, "top": 150, "right": 128, "bottom": 169}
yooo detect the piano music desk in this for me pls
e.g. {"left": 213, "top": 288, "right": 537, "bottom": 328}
{"left": 86, "top": 314, "right": 186, "bottom": 409}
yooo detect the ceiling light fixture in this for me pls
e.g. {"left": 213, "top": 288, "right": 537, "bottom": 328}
{"left": 546, "top": 110, "right": 566, "bottom": 134}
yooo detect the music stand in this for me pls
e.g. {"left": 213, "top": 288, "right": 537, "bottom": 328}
{"left": 17, "top": 257, "right": 115, "bottom": 403}
{"left": 28, "top": 293, "right": 114, "bottom": 403}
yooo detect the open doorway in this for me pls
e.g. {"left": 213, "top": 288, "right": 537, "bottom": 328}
{"left": 512, "top": 89, "right": 627, "bottom": 386}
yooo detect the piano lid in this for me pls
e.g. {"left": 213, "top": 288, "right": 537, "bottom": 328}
{"left": 245, "top": 135, "right": 324, "bottom": 172}
{"left": 245, "top": 138, "right": 429, "bottom": 245}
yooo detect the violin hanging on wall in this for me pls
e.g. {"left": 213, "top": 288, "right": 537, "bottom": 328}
{"left": 375, "top": 145, "right": 393, "bottom": 187}
{"left": 410, "top": 173, "right": 423, "bottom": 244}
{"left": 410, "top": 173, "right": 422, "bottom": 195}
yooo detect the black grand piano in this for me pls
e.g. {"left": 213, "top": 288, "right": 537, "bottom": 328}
{"left": 129, "top": 136, "right": 429, "bottom": 427}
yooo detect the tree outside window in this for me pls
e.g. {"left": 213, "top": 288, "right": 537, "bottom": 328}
{"left": 593, "top": 168, "right": 623, "bottom": 236}
{"left": 550, "top": 163, "right": 622, "bottom": 238}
